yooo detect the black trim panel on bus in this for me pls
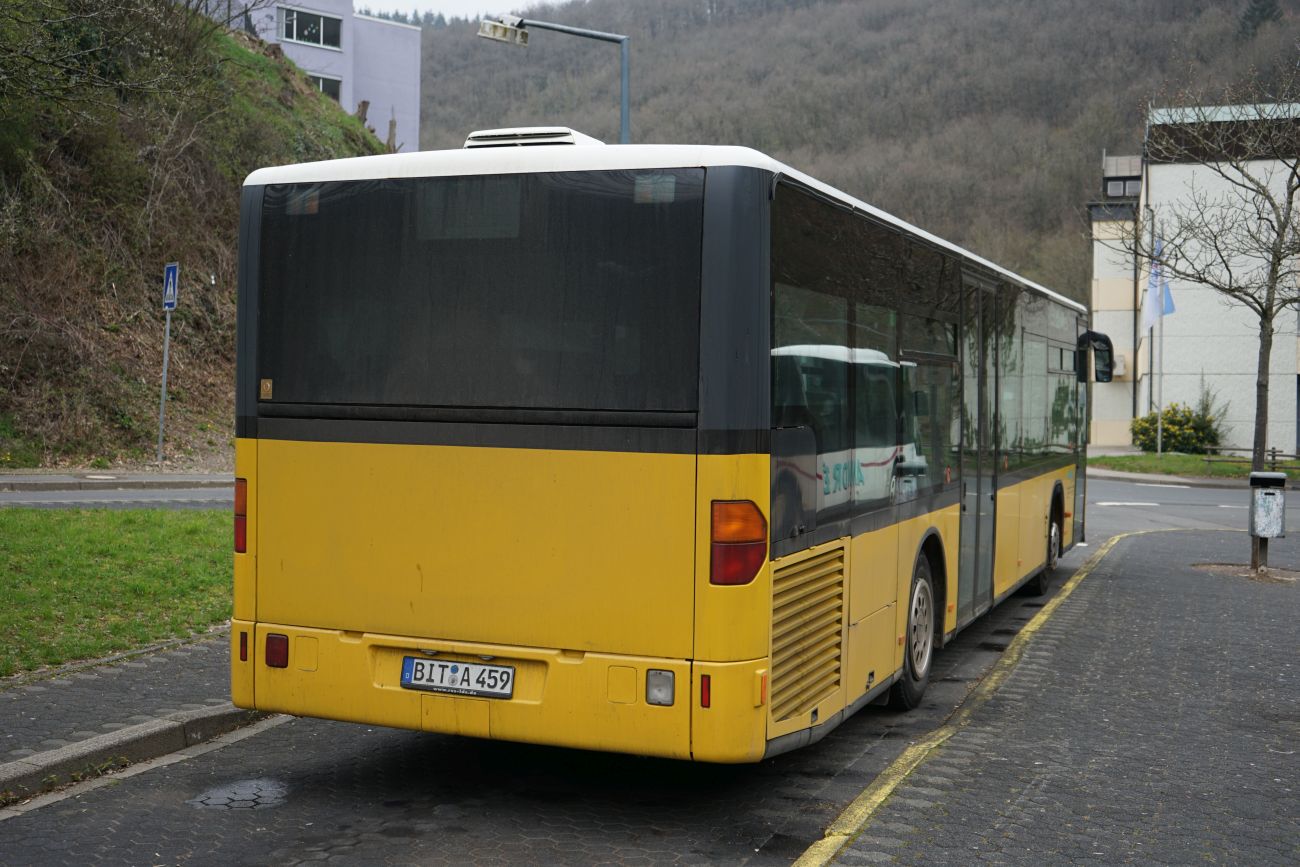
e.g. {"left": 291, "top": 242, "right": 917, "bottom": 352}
{"left": 259, "top": 402, "right": 696, "bottom": 430}
{"left": 255, "top": 416, "right": 699, "bottom": 455}
{"left": 697, "top": 166, "right": 771, "bottom": 438}
{"left": 235, "top": 185, "right": 263, "bottom": 439}
{"left": 771, "top": 485, "right": 961, "bottom": 561}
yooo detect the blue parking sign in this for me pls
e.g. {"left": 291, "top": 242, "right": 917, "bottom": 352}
{"left": 162, "top": 262, "right": 179, "bottom": 311}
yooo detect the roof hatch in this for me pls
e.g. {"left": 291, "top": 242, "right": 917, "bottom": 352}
{"left": 463, "top": 127, "right": 605, "bottom": 148}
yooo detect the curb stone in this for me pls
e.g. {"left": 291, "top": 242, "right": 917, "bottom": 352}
{"left": 0, "top": 705, "right": 264, "bottom": 805}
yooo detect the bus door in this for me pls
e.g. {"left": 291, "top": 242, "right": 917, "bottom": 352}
{"left": 958, "top": 276, "right": 996, "bottom": 622}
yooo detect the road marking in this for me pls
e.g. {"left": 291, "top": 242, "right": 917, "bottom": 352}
{"left": 1096, "top": 501, "right": 1159, "bottom": 507}
{"left": 792, "top": 529, "right": 1166, "bottom": 867}
{"left": 1218, "top": 505, "right": 1247, "bottom": 509}
{"left": 1135, "top": 483, "right": 1190, "bottom": 489}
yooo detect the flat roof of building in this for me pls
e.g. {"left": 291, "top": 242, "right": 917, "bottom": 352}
{"left": 1150, "top": 103, "right": 1300, "bottom": 125}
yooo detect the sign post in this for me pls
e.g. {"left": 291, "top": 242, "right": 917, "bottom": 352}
{"left": 158, "top": 262, "right": 179, "bottom": 463}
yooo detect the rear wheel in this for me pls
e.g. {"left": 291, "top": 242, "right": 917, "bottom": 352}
{"left": 1029, "top": 511, "right": 1061, "bottom": 596}
{"left": 890, "top": 556, "right": 934, "bottom": 710}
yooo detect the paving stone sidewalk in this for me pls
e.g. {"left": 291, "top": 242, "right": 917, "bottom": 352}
{"left": 1, "top": 635, "right": 231, "bottom": 762}
{"left": 833, "top": 530, "right": 1300, "bottom": 866}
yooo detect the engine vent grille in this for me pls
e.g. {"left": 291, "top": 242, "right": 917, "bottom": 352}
{"left": 770, "top": 546, "right": 845, "bottom": 722}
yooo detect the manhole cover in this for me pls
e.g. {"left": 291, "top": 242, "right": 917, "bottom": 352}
{"left": 189, "top": 778, "right": 287, "bottom": 810}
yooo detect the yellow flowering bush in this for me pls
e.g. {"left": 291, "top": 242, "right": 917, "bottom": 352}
{"left": 1130, "top": 401, "right": 1222, "bottom": 453}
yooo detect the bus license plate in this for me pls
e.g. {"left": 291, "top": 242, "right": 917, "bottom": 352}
{"left": 400, "top": 657, "right": 514, "bottom": 699}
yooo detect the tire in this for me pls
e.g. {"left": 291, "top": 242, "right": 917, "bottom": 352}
{"left": 1028, "top": 511, "right": 1061, "bottom": 596}
{"left": 890, "top": 555, "right": 935, "bottom": 710}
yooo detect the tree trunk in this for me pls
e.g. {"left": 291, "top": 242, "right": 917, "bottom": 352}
{"left": 1249, "top": 315, "right": 1275, "bottom": 571}
{"left": 1251, "top": 315, "right": 1274, "bottom": 472}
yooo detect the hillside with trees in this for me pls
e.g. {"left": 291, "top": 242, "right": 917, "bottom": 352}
{"left": 0, "top": 2, "right": 383, "bottom": 466}
{"left": 418, "top": 0, "right": 1299, "bottom": 300}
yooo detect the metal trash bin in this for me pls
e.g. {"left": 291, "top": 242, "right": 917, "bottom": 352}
{"left": 1249, "top": 471, "right": 1287, "bottom": 538}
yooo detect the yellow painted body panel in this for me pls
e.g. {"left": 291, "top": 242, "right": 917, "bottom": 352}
{"left": 230, "top": 619, "right": 254, "bottom": 708}
{"left": 693, "top": 454, "right": 773, "bottom": 662}
{"left": 844, "top": 604, "right": 895, "bottom": 701}
{"left": 231, "top": 427, "right": 1083, "bottom": 761}
{"left": 252, "top": 623, "right": 692, "bottom": 759}
{"left": 848, "top": 526, "right": 897, "bottom": 623}
{"left": 993, "top": 485, "right": 1022, "bottom": 598}
{"left": 255, "top": 439, "right": 697, "bottom": 658}
{"left": 233, "top": 438, "right": 257, "bottom": 622}
{"left": 691, "top": 659, "right": 769, "bottom": 763}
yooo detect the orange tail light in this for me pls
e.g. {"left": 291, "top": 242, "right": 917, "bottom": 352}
{"left": 709, "top": 500, "right": 767, "bottom": 586}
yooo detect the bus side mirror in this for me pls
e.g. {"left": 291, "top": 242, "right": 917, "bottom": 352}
{"left": 1077, "top": 330, "right": 1114, "bottom": 384}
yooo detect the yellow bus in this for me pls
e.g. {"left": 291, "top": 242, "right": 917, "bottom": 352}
{"left": 231, "top": 129, "right": 1113, "bottom": 762}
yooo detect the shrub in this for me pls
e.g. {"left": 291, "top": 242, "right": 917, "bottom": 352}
{"left": 1131, "top": 401, "right": 1223, "bottom": 453}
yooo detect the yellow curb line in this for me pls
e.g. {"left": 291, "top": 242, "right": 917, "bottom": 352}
{"left": 793, "top": 529, "right": 1164, "bottom": 867}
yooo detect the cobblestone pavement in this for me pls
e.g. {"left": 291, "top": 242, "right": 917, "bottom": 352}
{"left": 0, "top": 557, "right": 1064, "bottom": 865}
{"left": 833, "top": 530, "right": 1299, "bottom": 866}
{"left": 1, "top": 636, "right": 230, "bottom": 761}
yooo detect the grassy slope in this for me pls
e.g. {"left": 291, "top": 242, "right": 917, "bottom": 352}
{"left": 0, "top": 30, "right": 382, "bottom": 467}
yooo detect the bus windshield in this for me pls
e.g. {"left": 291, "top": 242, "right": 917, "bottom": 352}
{"left": 257, "top": 169, "right": 705, "bottom": 412}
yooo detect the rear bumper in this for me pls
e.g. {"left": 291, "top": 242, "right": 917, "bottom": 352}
{"left": 231, "top": 620, "right": 768, "bottom": 762}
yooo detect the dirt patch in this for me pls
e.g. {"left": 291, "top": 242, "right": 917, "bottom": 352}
{"left": 1194, "top": 563, "right": 1300, "bottom": 585}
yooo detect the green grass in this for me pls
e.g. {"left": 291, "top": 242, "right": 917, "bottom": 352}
{"left": 0, "top": 509, "right": 231, "bottom": 677}
{"left": 1089, "top": 452, "right": 1300, "bottom": 480}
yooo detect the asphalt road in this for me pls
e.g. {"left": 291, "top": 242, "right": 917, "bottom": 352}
{"left": 1085, "top": 476, "right": 1293, "bottom": 540}
{"left": 0, "top": 475, "right": 1293, "bottom": 865}
{"left": 0, "top": 487, "right": 232, "bottom": 509}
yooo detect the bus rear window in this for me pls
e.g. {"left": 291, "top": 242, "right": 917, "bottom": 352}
{"left": 257, "top": 169, "right": 704, "bottom": 412}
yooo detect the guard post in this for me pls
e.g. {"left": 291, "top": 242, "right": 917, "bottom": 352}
{"left": 1248, "top": 470, "right": 1286, "bottom": 571}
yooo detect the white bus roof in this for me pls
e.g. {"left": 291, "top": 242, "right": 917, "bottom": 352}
{"left": 244, "top": 144, "right": 1084, "bottom": 314}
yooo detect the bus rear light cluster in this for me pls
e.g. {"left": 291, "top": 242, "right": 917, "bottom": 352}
{"left": 234, "top": 478, "right": 248, "bottom": 553}
{"left": 709, "top": 500, "right": 767, "bottom": 585}
{"left": 265, "top": 633, "right": 289, "bottom": 668}
{"left": 700, "top": 674, "right": 712, "bottom": 708}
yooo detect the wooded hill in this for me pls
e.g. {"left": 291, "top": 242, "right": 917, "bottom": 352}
{"left": 419, "top": 0, "right": 1299, "bottom": 301}
{"left": 0, "top": 4, "right": 383, "bottom": 465}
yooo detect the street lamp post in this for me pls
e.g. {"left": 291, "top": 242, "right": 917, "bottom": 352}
{"left": 477, "top": 16, "right": 631, "bottom": 144}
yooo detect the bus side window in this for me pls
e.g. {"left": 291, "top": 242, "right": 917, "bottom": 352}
{"left": 772, "top": 354, "right": 818, "bottom": 542}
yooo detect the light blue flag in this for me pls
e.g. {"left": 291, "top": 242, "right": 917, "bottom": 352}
{"left": 1142, "top": 239, "right": 1176, "bottom": 330}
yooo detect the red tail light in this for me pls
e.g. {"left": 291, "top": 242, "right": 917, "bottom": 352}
{"left": 709, "top": 500, "right": 767, "bottom": 585}
{"left": 239, "top": 631, "right": 248, "bottom": 662}
{"left": 701, "top": 674, "right": 712, "bottom": 708}
{"left": 234, "top": 477, "right": 247, "bottom": 553}
{"left": 266, "top": 633, "right": 288, "bottom": 668}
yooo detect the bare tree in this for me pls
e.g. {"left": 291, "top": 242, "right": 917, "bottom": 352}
{"left": 1116, "top": 60, "right": 1300, "bottom": 568}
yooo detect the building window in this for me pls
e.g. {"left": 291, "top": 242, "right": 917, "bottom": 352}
{"left": 308, "top": 75, "right": 341, "bottom": 101}
{"left": 1125, "top": 179, "right": 1141, "bottom": 196}
{"left": 1106, "top": 180, "right": 1124, "bottom": 197}
{"left": 281, "top": 7, "right": 341, "bottom": 48}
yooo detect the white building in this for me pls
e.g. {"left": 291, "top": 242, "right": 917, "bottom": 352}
{"left": 1088, "top": 107, "right": 1299, "bottom": 453}
{"left": 230, "top": 1, "right": 421, "bottom": 151}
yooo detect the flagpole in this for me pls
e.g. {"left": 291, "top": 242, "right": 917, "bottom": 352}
{"left": 1157, "top": 306, "right": 1164, "bottom": 456}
